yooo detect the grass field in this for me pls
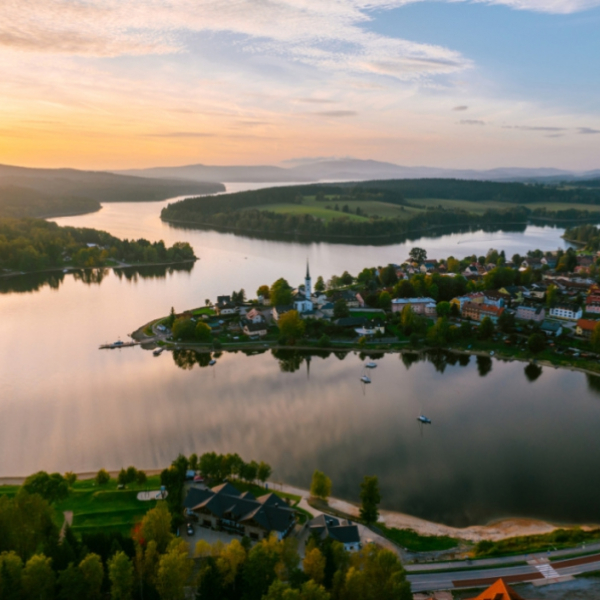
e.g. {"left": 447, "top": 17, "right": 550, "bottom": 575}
{"left": 379, "top": 526, "right": 459, "bottom": 552}
{"left": 408, "top": 198, "right": 600, "bottom": 215}
{"left": 54, "top": 476, "right": 162, "bottom": 536}
{"left": 0, "top": 484, "right": 20, "bottom": 498}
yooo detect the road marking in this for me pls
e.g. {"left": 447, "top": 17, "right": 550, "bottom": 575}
{"left": 534, "top": 563, "right": 560, "bottom": 579}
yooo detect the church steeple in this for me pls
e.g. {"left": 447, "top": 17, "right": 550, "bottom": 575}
{"left": 305, "top": 260, "right": 311, "bottom": 299}
{"left": 306, "top": 260, "right": 310, "bottom": 280}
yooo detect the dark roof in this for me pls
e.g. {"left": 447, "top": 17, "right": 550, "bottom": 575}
{"left": 183, "top": 486, "right": 213, "bottom": 509}
{"left": 308, "top": 514, "right": 360, "bottom": 545}
{"left": 274, "top": 305, "right": 294, "bottom": 313}
{"left": 335, "top": 317, "right": 367, "bottom": 327}
{"left": 243, "top": 321, "right": 267, "bottom": 332}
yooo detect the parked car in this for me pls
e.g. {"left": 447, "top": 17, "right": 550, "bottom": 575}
{"left": 193, "top": 475, "right": 204, "bottom": 483}
{"left": 186, "top": 523, "right": 194, "bottom": 536}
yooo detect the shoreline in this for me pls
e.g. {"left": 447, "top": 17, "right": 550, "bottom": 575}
{"left": 1, "top": 470, "right": 595, "bottom": 542}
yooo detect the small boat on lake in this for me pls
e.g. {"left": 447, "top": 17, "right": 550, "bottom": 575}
{"left": 365, "top": 362, "right": 377, "bottom": 369}
{"left": 360, "top": 375, "right": 371, "bottom": 384}
{"left": 417, "top": 415, "right": 432, "bottom": 424}
{"left": 209, "top": 359, "right": 216, "bottom": 366}
{"left": 153, "top": 348, "right": 164, "bottom": 356}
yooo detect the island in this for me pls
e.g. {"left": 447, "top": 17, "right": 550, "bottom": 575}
{"left": 133, "top": 226, "right": 600, "bottom": 377}
{"left": 160, "top": 178, "right": 600, "bottom": 243}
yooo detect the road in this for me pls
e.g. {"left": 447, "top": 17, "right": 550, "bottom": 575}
{"left": 409, "top": 552, "right": 600, "bottom": 593}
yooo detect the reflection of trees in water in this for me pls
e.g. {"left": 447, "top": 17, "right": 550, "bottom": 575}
{"left": 333, "top": 351, "right": 349, "bottom": 361}
{"left": 427, "top": 351, "right": 448, "bottom": 374}
{"left": 457, "top": 354, "right": 471, "bottom": 367}
{"left": 113, "top": 262, "right": 194, "bottom": 282}
{"left": 172, "top": 349, "right": 212, "bottom": 370}
{"left": 524, "top": 363, "right": 543, "bottom": 382}
{"left": 586, "top": 374, "right": 600, "bottom": 397}
{"left": 358, "top": 351, "right": 384, "bottom": 361}
{"left": 0, "top": 272, "right": 67, "bottom": 294}
{"left": 271, "top": 349, "right": 305, "bottom": 373}
{"left": 476, "top": 355, "right": 493, "bottom": 377}
{"left": 400, "top": 353, "right": 421, "bottom": 369}
{"left": 72, "top": 268, "right": 109, "bottom": 285}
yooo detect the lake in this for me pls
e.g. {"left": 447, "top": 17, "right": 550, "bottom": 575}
{"left": 1, "top": 186, "right": 598, "bottom": 528}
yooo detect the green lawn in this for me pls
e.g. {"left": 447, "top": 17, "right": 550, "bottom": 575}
{"left": 54, "top": 476, "right": 162, "bottom": 535}
{"left": 0, "top": 485, "right": 20, "bottom": 498}
{"left": 379, "top": 526, "right": 459, "bottom": 552}
{"left": 192, "top": 307, "right": 216, "bottom": 316}
{"left": 408, "top": 198, "right": 600, "bottom": 215}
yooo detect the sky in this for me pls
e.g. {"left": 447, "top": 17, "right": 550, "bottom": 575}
{"left": 1, "top": 0, "right": 600, "bottom": 171}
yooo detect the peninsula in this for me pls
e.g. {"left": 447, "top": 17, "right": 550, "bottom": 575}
{"left": 133, "top": 227, "right": 600, "bottom": 377}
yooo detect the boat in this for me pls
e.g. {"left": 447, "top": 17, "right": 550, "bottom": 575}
{"left": 113, "top": 340, "right": 124, "bottom": 346}
{"left": 209, "top": 359, "right": 216, "bottom": 366}
{"left": 153, "top": 348, "right": 164, "bottom": 356}
{"left": 365, "top": 362, "right": 377, "bottom": 369}
{"left": 417, "top": 415, "right": 432, "bottom": 424}
{"left": 360, "top": 375, "right": 371, "bottom": 384}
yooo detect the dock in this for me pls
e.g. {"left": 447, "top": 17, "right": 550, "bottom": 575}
{"left": 99, "top": 341, "right": 142, "bottom": 349}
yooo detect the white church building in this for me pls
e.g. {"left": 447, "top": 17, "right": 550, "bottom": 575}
{"left": 293, "top": 262, "right": 314, "bottom": 314}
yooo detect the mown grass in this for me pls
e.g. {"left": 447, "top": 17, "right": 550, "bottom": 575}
{"left": 54, "top": 475, "right": 162, "bottom": 535}
{"left": 379, "top": 526, "right": 459, "bottom": 552}
{"left": 408, "top": 198, "right": 600, "bottom": 215}
{"left": 0, "top": 485, "right": 20, "bottom": 498}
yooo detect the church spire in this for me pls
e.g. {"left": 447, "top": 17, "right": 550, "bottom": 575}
{"left": 306, "top": 260, "right": 310, "bottom": 279}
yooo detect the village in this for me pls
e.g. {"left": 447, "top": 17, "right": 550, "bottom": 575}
{"left": 140, "top": 244, "right": 600, "bottom": 375}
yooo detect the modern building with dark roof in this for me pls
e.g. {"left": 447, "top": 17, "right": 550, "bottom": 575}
{"left": 184, "top": 482, "right": 296, "bottom": 541}
{"left": 307, "top": 514, "right": 361, "bottom": 552}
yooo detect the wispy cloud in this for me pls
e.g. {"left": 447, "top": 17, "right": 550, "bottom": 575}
{"left": 297, "top": 98, "right": 338, "bottom": 104}
{"left": 578, "top": 127, "right": 600, "bottom": 135}
{"left": 453, "top": 105, "right": 469, "bottom": 111}
{"left": 503, "top": 125, "right": 567, "bottom": 131}
{"left": 144, "top": 131, "right": 214, "bottom": 138}
{"left": 315, "top": 110, "right": 358, "bottom": 117}
{"left": 459, "top": 119, "right": 485, "bottom": 125}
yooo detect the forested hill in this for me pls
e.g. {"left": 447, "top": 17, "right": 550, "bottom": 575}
{"left": 0, "top": 163, "right": 225, "bottom": 219}
{"left": 160, "top": 178, "right": 600, "bottom": 242}
{"left": 0, "top": 218, "right": 196, "bottom": 272}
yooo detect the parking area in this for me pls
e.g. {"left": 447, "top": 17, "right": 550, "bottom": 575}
{"left": 181, "top": 521, "right": 246, "bottom": 556}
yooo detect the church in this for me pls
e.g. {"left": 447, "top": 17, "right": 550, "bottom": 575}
{"left": 293, "top": 262, "right": 314, "bottom": 314}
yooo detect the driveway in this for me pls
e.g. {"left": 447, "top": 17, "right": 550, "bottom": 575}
{"left": 182, "top": 522, "right": 246, "bottom": 556}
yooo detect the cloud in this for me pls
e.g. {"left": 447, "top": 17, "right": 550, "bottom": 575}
{"left": 503, "top": 125, "right": 567, "bottom": 131}
{"left": 459, "top": 119, "right": 485, "bottom": 125}
{"left": 315, "top": 110, "right": 358, "bottom": 117}
{"left": 297, "top": 98, "right": 338, "bottom": 104}
{"left": 578, "top": 127, "right": 600, "bottom": 135}
{"left": 471, "top": 0, "right": 600, "bottom": 14}
{"left": 453, "top": 105, "right": 469, "bottom": 111}
{"left": 281, "top": 156, "right": 349, "bottom": 165}
{"left": 145, "top": 131, "right": 214, "bottom": 138}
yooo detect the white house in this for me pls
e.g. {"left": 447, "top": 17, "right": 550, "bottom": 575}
{"left": 549, "top": 303, "right": 583, "bottom": 321}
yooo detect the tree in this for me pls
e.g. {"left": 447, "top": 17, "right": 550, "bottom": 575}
{"left": 57, "top": 563, "right": 86, "bottom": 599}
{"left": 409, "top": 247, "right": 427, "bottom": 263}
{"left": 314, "top": 276, "right": 326, "bottom": 293}
{"left": 167, "top": 307, "right": 176, "bottom": 328}
{"left": 310, "top": 470, "right": 332, "bottom": 501}
{"left": 317, "top": 334, "right": 330, "bottom": 348}
{"left": 172, "top": 316, "right": 196, "bottom": 340}
{"left": 257, "top": 285, "right": 270, "bottom": 300}
{"left": 546, "top": 284, "right": 558, "bottom": 307}
{"left": 64, "top": 472, "right": 77, "bottom": 486}
{"left": 378, "top": 291, "right": 392, "bottom": 310}
{"left": 0, "top": 551, "right": 23, "bottom": 599}
{"left": 95, "top": 469, "right": 110, "bottom": 486}
{"left": 447, "top": 257, "right": 460, "bottom": 273}
{"left": 303, "top": 548, "right": 326, "bottom": 584}
{"left": 592, "top": 322, "right": 600, "bottom": 352}
{"left": 195, "top": 321, "right": 212, "bottom": 342}
{"left": 359, "top": 476, "right": 381, "bottom": 525}
{"left": 242, "top": 536, "right": 280, "bottom": 600}
{"left": 141, "top": 502, "right": 173, "bottom": 554}
{"left": 136, "top": 470, "right": 147, "bottom": 485}
{"left": 270, "top": 278, "right": 293, "bottom": 306}
{"left": 333, "top": 299, "right": 349, "bottom": 319}
{"left": 527, "top": 333, "right": 546, "bottom": 354}
{"left": 155, "top": 539, "right": 192, "bottom": 600}
{"left": 240, "top": 461, "right": 258, "bottom": 483}
{"left": 478, "top": 316, "right": 494, "bottom": 340}
{"left": 379, "top": 264, "right": 398, "bottom": 287}
{"left": 257, "top": 461, "right": 272, "bottom": 484}
{"left": 216, "top": 538, "right": 246, "bottom": 589}
{"left": 278, "top": 310, "right": 305, "bottom": 342}
{"left": 340, "top": 271, "right": 354, "bottom": 285}
{"left": 108, "top": 552, "right": 133, "bottom": 600}
{"left": 23, "top": 472, "right": 69, "bottom": 504}
{"left": 393, "top": 280, "right": 415, "bottom": 298}
{"left": 22, "top": 554, "right": 55, "bottom": 600}
{"left": 436, "top": 301, "right": 450, "bottom": 318}
{"left": 79, "top": 553, "right": 104, "bottom": 600}
{"left": 299, "top": 580, "right": 330, "bottom": 600}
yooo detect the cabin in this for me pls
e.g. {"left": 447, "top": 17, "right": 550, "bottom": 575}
{"left": 307, "top": 514, "right": 361, "bottom": 552}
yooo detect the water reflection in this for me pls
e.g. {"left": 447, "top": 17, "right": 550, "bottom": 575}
{"left": 524, "top": 363, "right": 543, "bottom": 382}
{"left": 476, "top": 355, "right": 493, "bottom": 376}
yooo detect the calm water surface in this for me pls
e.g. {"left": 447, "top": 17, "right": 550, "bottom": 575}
{"left": 1, "top": 186, "right": 599, "bottom": 527}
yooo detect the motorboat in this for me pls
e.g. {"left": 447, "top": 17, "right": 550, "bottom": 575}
{"left": 365, "top": 362, "right": 377, "bottom": 369}
{"left": 153, "top": 348, "right": 164, "bottom": 356}
{"left": 417, "top": 415, "right": 432, "bottom": 424}
{"left": 209, "top": 359, "right": 217, "bottom": 366}
{"left": 360, "top": 375, "right": 371, "bottom": 384}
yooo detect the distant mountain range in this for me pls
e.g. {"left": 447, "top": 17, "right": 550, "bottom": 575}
{"left": 116, "top": 159, "right": 600, "bottom": 185}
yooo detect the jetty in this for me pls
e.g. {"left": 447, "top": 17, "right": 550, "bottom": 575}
{"left": 99, "top": 341, "right": 142, "bottom": 350}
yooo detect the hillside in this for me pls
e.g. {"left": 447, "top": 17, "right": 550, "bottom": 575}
{"left": 160, "top": 179, "right": 600, "bottom": 242}
{"left": 0, "top": 164, "right": 225, "bottom": 218}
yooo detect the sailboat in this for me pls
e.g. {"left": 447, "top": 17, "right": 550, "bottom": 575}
{"left": 417, "top": 415, "right": 432, "bottom": 424}
{"left": 365, "top": 361, "right": 377, "bottom": 369}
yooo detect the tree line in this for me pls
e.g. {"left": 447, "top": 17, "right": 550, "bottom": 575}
{"left": 0, "top": 218, "right": 195, "bottom": 272}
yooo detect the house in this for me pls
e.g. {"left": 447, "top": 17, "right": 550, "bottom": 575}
{"left": 462, "top": 302, "right": 504, "bottom": 323}
{"left": 242, "top": 320, "right": 268, "bottom": 338}
{"left": 515, "top": 304, "right": 545, "bottom": 322}
{"left": 319, "top": 302, "right": 335, "bottom": 318}
{"left": 245, "top": 308, "right": 266, "bottom": 324}
{"left": 587, "top": 302, "right": 600, "bottom": 315}
{"left": 465, "top": 578, "right": 532, "bottom": 600}
{"left": 272, "top": 305, "right": 294, "bottom": 321}
{"left": 216, "top": 295, "right": 238, "bottom": 316}
{"left": 307, "top": 515, "right": 361, "bottom": 552}
{"left": 499, "top": 286, "right": 526, "bottom": 303}
{"left": 450, "top": 292, "right": 484, "bottom": 311}
{"left": 521, "top": 257, "right": 543, "bottom": 270}
{"left": 330, "top": 289, "right": 362, "bottom": 308}
{"left": 540, "top": 320, "right": 563, "bottom": 337}
{"left": 391, "top": 297, "right": 437, "bottom": 316}
{"left": 184, "top": 482, "right": 296, "bottom": 541}
{"left": 549, "top": 303, "right": 583, "bottom": 321}
{"left": 482, "top": 290, "right": 508, "bottom": 308}
{"left": 528, "top": 282, "right": 548, "bottom": 300}
{"left": 355, "top": 319, "right": 386, "bottom": 337}
{"left": 576, "top": 319, "right": 598, "bottom": 338}
{"left": 463, "top": 264, "right": 480, "bottom": 277}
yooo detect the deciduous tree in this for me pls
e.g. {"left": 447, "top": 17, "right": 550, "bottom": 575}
{"left": 303, "top": 548, "right": 326, "bottom": 584}
{"left": 278, "top": 310, "right": 305, "bottom": 342}
{"left": 108, "top": 551, "right": 134, "bottom": 600}
{"left": 310, "top": 471, "right": 332, "bottom": 501}
{"left": 359, "top": 476, "right": 381, "bottom": 525}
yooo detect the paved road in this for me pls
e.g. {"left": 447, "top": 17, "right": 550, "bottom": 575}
{"left": 409, "top": 552, "right": 600, "bottom": 593}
